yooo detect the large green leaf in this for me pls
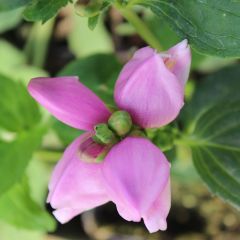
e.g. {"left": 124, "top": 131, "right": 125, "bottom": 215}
{"left": 180, "top": 65, "right": 240, "bottom": 208}
{"left": 0, "top": 126, "right": 45, "bottom": 196}
{"left": 182, "top": 65, "right": 240, "bottom": 127}
{"left": 0, "top": 74, "right": 41, "bottom": 132}
{"left": 0, "top": 177, "right": 55, "bottom": 231}
{"left": 0, "top": 157, "right": 54, "bottom": 236}
{"left": 59, "top": 53, "right": 122, "bottom": 105}
{"left": 142, "top": 0, "right": 240, "bottom": 57}
{"left": 23, "top": 0, "right": 69, "bottom": 22}
{"left": 145, "top": 12, "right": 236, "bottom": 71}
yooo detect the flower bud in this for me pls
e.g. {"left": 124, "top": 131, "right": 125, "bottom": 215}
{"left": 114, "top": 40, "right": 191, "bottom": 129}
{"left": 108, "top": 110, "right": 132, "bottom": 137}
{"left": 93, "top": 123, "right": 117, "bottom": 145}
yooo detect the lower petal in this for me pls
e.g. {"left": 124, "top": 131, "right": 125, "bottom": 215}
{"left": 143, "top": 178, "right": 171, "bottom": 233}
{"left": 53, "top": 208, "right": 82, "bottom": 224}
{"left": 47, "top": 133, "right": 109, "bottom": 223}
{"left": 101, "top": 137, "right": 170, "bottom": 224}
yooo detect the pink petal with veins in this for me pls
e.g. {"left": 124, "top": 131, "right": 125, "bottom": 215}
{"left": 28, "top": 77, "right": 110, "bottom": 131}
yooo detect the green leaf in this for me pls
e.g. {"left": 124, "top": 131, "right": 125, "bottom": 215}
{"left": 142, "top": 0, "right": 240, "bottom": 57}
{"left": 12, "top": 65, "right": 48, "bottom": 85}
{"left": 0, "top": 40, "right": 48, "bottom": 83}
{"left": 0, "top": 0, "right": 30, "bottom": 11}
{"left": 0, "top": 221, "right": 45, "bottom": 240}
{"left": 88, "top": 14, "right": 100, "bottom": 30}
{"left": 144, "top": 12, "right": 206, "bottom": 70}
{"left": 53, "top": 120, "right": 83, "bottom": 146}
{"left": 0, "top": 126, "right": 45, "bottom": 196}
{"left": 182, "top": 65, "right": 240, "bottom": 127}
{"left": 0, "top": 8, "right": 22, "bottom": 33}
{"left": 0, "top": 40, "right": 26, "bottom": 70}
{"left": 59, "top": 53, "right": 122, "bottom": 105}
{"left": 75, "top": 0, "right": 113, "bottom": 17}
{"left": 0, "top": 177, "right": 56, "bottom": 231}
{"left": 26, "top": 158, "right": 53, "bottom": 205}
{"left": 75, "top": 0, "right": 102, "bottom": 18}
{"left": 23, "top": 0, "right": 69, "bottom": 22}
{"left": 180, "top": 65, "right": 240, "bottom": 208}
{"left": 0, "top": 74, "right": 41, "bottom": 132}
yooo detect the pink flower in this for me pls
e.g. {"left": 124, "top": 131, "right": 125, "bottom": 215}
{"left": 28, "top": 40, "right": 191, "bottom": 233}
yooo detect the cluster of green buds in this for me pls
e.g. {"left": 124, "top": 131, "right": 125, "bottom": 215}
{"left": 93, "top": 110, "right": 145, "bottom": 146}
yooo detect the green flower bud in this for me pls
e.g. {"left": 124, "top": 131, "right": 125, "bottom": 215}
{"left": 108, "top": 110, "right": 132, "bottom": 137}
{"left": 93, "top": 123, "right": 117, "bottom": 145}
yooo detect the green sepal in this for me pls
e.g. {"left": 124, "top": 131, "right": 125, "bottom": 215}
{"left": 94, "top": 123, "right": 117, "bottom": 144}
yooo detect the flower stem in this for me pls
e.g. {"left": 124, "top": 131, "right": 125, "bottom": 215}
{"left": 115, "top": 4, "right": 162, "bottom": 51}
{"left": 24, "top": 18, "right": 55, "bottom": 68}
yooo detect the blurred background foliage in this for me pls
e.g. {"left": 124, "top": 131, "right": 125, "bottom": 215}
{"left": 0, "top": 0, "right": 239, "bottom": 239}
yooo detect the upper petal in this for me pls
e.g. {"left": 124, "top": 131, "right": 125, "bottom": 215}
{"left": 28, "top": 77, "right": 111, "bottom": 131}
{"left": 101, "top": 137, "right": 170, "bottom": 224}
{"left": 47, "top": 132, "right": 109, "bottom": 223}
{"left": 114, "top": 47, "right": 184, "bottom": 128}
{"left": 166, "top": 39, "right": 191, "bottom": 86}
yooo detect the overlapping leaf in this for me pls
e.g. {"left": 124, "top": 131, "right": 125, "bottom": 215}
{"left": 0, "top": 74, "right": 45, "bottom": 195}
{"left": 0, "top": 75, "right": 41, "bottom": 132}
{"left": 142, "top": 0, "right": 240, "bottom": 57}
{"left": 0, "top": 126, "right": 45, "bottom": 195}
{"left": 0, "top": 177, "right": 55, "bottom": 231}
{"left": 23, "top": 0, "right": 70, "bottom": 22}
{"left": 181, "top": 65, "right": 240, "bottom": 208}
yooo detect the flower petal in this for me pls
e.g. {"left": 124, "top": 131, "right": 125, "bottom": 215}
{"left": 143, "top": 178, "right": 171, "bottom": 233}
{"left": 28, "top": 77, "right": 110, "bottom": 131}
{"left": 47, "top": 132, "right": 109, "bottom": 223}
{"left": 166, "top": 39, "right": 191, "bottom": 86}
{"left": 101, "top": 137, "right": 170, "bottom": 225}
{"left": 114, "top": 47, "right": 184, "bottom": 128}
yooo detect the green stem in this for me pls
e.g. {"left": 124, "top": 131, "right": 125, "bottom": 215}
{"left": 24, "top": 18, "right": 55, "bottom": 68}
{"left": 115, "top": 4, "right": 162, "bottom": 51}
{"left": 174, "top": 135, "right": 204, "bottom": 148}
{"left": 175, "top": 138, "right": 195, "bottom": 147}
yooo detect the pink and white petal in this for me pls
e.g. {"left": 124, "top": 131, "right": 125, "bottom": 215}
{"left": 53, "top": 208, "right": 83, "bottom": 224}
{"left": 114, "top": 47, "right": 184, "bottom": 128}
{"left": 28, "top": 77, "right": 110, "bottom": 131}
{"left": 47, "top": 132, "right": 90, "bottom": 194}
{"left": 47, "top": 133, "right": 109, "bottom": 223}
{"left": 143, "top": 178, "right": 171, "bottom": 233}
{"left": 101, "top": 137, "right": 170, "bottom": 223}
{"left": 166, "top": 39, "right": 191, "bottom": 87}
